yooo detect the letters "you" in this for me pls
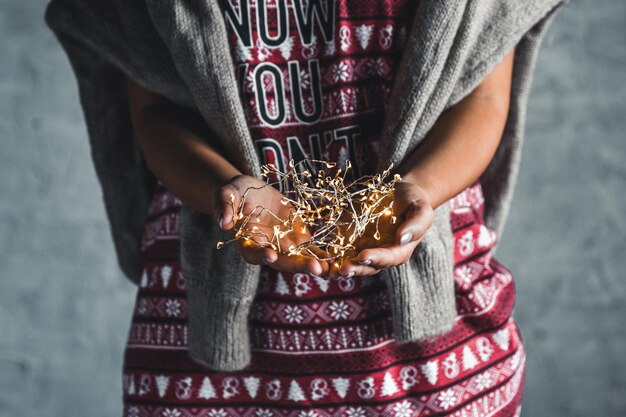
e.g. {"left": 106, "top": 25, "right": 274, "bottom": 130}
{"left": 223, "top": 0, "right": 337, "bottom": 127}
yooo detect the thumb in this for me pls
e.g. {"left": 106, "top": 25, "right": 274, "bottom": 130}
{"left": 214, "top": 183, "right": 240, "bottom": 230}
{"left": 395, "top": 200, "right": 434, "bottom": 246}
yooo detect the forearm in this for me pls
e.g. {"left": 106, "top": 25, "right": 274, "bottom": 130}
{"left": 397, "top": 49, "right": 515, "bottom": 209}
{"left": 127, "top": 77, "right": 242, "bottom": 215}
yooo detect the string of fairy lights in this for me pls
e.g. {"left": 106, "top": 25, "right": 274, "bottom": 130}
{"left": 216, "top": 159, "right": 401, "bottom": 276}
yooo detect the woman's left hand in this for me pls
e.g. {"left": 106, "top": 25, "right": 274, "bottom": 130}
{"left": 329, "top": 181, "right": 435, "bottom": 278}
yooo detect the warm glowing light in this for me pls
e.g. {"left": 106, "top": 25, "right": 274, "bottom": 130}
{"left": 216, "top": 158, "right": 401, "bottom": 277}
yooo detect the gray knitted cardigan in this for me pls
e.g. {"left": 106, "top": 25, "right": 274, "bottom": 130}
{"left": 45, "top": 0, "right": 566, "bottom": 371}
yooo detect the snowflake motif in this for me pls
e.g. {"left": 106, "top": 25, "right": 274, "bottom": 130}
{"left": 127, "top": 406, "right": 140, "bottom": 417}
{"left": 438, "top": 389, "right": 458, "bottom": 410}
{"left": 298, "top": 411, "right": 319, "bottom": 417}
{"left": 364, "top": 57, "right": 387, "bottom": 77}
{"left": 371, "top": 291, "right": 390, "bottom": 312}
{"left": 298, "top": 69, "right": 311, "bottom": 90}
{"left": 208, "top": 409, "right": 228, "bottom": 417}
{"left": 392, "top": 400, "right": 413, "bottom": 417}
{"left": 283, "top": 305, "right": 305, "bottom": 323}
{"left": 328, "top": 301, "right": 350, "bottom": 320}
{"left": 164, "top": 299, "right": 181, "bottom": 317}
{"left": 474, "top": 371, "right": 492, "bottom": 391}
{"left": 255, "top": 409, "right": 274, "bottom": 417}
{"left": 346, "top": 407, "right": 366, "bottom": 417}
{"left": 330, "top": 61, "right": 352, "bottom": 83}
{"left": 162, "top": 409, "right": 181, "bottom": 417}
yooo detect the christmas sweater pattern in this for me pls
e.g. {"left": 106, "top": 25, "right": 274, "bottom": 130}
{"left": 123, "top": 1, "right": 526, "bottom": 416}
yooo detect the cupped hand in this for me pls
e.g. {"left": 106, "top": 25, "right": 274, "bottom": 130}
{"left": 214, "top": 174, "right": 330, "bottom": 276}
{"left": 330, "top": 181, "right": 435, "bottom": 278}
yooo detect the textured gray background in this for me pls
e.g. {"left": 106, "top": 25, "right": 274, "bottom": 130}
{"left": 1, "top": 0, "right": 625, "bottom": 416}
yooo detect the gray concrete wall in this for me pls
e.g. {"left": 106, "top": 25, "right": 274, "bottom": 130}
{"left": 0, "top": 0, "right": 624, "bottom": 416}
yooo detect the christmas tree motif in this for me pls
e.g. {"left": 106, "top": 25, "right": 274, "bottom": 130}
{"left": 324, "top": 329, "right": 333, "bottom": 349}
{"left": 354, "top": 327, "right": 364, "bottom": 346}
{"left": 491, "top": 328, "right": 510, "bottom": 351}
{"left": 380, "top": 372, "right": 400, "bottom": 396}
{"left": 169, "top": 325, "right": 176, "bottom": 344}
{"left": 235, "top": 38, "right": 252, "bottom": 62}
{"left": 161, "top": 265, "right": 172, "bottom": 288}
{"left": 493, "top": 388, "right": 502, "bottom": 408}
{"left": 325, "top": 92, "right": 337, "bottom": 116}
{"left": 420, "top": 359, "right": 439, "bottom": 385}
{"left": 314, "top": 275, "right": 330, "bottom": 292}
{"left": 279, "top": 36, "right": 294, "bottom": 60}
{"left": 477, "top": 224, "right": 491, "bottom": 248}
{"left": 155, "top": 375, "right": 170, "bottom": 398}
{"left": 340, "top": 327, "right": 349, "bottom": 348}
{"left": 287, "top": 379, "right": 307, "bottom": 402}
{"left": 243, "top": 376, "right": 261, "bottom": 399}
{"left": 198, "top": 377, "right": 217, "bottom": 399}
{"left": 355, "top": 24, "right": 374, "bottom": 49}
{"left": 462, "top": 345, "right": 480, "bottom": 371}
{"left": 140, "top": 269, "right": 148, "bottom": 288}
{"left": 275, "top": 273, "right": 290, "bottom": 295}
{"left": 471, "top": 400, "right": 481, "bottom": 417}
{"left": 339, "top": 90, "right": 351, "bottom": 112}
{"left": 332, "top": 377, "right": 350, "bottom": 399}
{"left": 308, "top": 331, "right": 317, "bottom": 350}
{"left": 350, "top": 86, "right": 359, "bottom": 111}
{"left": 292, "top": 331, "right": 302, "bottom": 350}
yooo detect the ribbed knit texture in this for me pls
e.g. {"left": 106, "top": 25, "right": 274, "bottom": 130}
{"left": 45, "top": 0, "right": 568, "bottom": 371}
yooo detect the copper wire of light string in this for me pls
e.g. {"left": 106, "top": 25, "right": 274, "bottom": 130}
{"left": 216, "top": 159, "right": 402, "bottom": 280}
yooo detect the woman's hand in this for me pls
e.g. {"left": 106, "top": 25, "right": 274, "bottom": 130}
{"left": 330, "top": 48, "right": 516, "bottom": 278}
{"left": 330, "top": 181, "right": 434, "bottom": 278}
{"left": 215, "top": 174, "right": 330, "bottom": 276}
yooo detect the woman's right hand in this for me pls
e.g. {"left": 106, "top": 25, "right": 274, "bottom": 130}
{"left": 214, "top": 174, "right": 330, "bottom": 277}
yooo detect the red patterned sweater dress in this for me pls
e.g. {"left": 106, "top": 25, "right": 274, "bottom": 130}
{"left": 122, "top": 1, "right": 527, "bottom": 416}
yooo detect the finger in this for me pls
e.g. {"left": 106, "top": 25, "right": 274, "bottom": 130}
{"left": 237, "top": 240, "right": 277, "bottom": 265}
{"left": 356, "top": 243, "right": 417, "bottom": 269}
{"left": 305, "top": 246, "right": 332, "bottom": 276}
{"left": 271, "top": 252, "right": 322, "bottom": 275}
{"left": 395, "top": 202, "right": 433, "bottom": 246}
{"left": 336, "top": 258, "right": 380, "bottom": 278}
{"left": 214, "top": 183, "right": 239, "bottom": 230}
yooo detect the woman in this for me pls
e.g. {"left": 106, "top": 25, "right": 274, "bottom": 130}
{"left": 46, "top": 0, "right": 566, "bottom": 415}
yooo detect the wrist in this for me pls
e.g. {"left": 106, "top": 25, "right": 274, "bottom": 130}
{"left": 397, "top": 172, "right": 437, "bottom": 209}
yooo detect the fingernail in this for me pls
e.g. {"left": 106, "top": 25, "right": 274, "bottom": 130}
{"left": 264, "top": 256, "right": 275, "bottom": 264}
{"left": 340, "top": 271, "right": 354, "bottom": 279}
{"left": 400, "top": 232, "right": 413, "bottom": 245}
{"left": 359, "top": 259, "right": 372, "bottom": 266}
{"left": 217, "top": 211, "right": 224, "bottom": 228}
